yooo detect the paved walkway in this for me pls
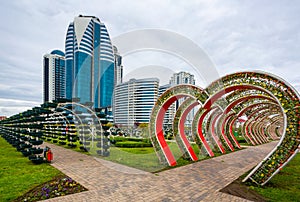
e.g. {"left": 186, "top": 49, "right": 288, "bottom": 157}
{"left": 43, "top": 142, "right": 277, "bottom": 202}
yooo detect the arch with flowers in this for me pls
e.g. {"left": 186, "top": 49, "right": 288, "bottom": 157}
{"left": 149, "top": 71, "right": 300, "bottom": 185}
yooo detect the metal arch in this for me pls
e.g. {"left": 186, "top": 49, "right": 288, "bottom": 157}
{"left": 55, "top": 102, "right": 110, "bottom": 156}
{"left": 219, "top": 112, "right": 239, "bottom": 149}
{"left": 191, "top": 106, "right": 218, "bottom": 157}
{"left": 44, "top": 112, "right": 73, "bottom": 145}
{"left": 173, "top": 97, "right": 199, "bottom": 161}
{"left": 149, "top": 84, "right": 206, "bottom": 166}
{"left": 208, "top": 109, "right": 226, "bottom": 153}
{"left": 150, "top": 70, "right": 300, "bottom": 186}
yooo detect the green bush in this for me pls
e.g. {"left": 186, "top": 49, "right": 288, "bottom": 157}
{"left": 115, "top": 141, "right": 152, "bottom": 148}
{"left": 127, "top": 137, "right": 144, "bottom": 142}
{"left": 111, "top": 137, "right": 151, "bottom": 144}
{"left": 235, "top": 136, "right": 247, "bottom": 143}
{"left": 111, "top": 136, "right": 127, "bottom": 142}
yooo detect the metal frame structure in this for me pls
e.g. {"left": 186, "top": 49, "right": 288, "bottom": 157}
{"left": 149, "top": 71, "right": 300, "bottom": 185}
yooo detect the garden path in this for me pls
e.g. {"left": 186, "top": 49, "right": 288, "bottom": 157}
{"left": 44, "top": 141, "right": 277, "bottom": 201}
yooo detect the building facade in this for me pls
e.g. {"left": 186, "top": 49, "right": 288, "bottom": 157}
{"left": 43, "top": 50, "right": 65, "bottom": 103}
{"left": 113, "top": 45, "right": 123, "bottom": 86}
{"left": 158, "top": 84, "right": 175, "bottom": 128}
{"left": 65, "top": 15, "right": 115, "bottom": 108}
{"left": 169, "top": 71, "right": 196, "bottom": 127}
{"left": 114, "top": 78, "right": 159, "bottom": 127}
{"left": 169, "top": 71, "right": 195, "bottom": 86}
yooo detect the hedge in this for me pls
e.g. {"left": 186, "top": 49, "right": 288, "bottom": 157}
{"left": 114, "top": 141, "right": 152, "bottom": 148}
{"left": 111, "top": 137, "right": 151, "bottom": 143}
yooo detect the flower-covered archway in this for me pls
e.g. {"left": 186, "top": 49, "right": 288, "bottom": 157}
{"left": 149, "top": 71, "right": 300, "bottom": 185}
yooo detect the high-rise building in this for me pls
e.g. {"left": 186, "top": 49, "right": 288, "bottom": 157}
{"left": 169, "top": 71, "right": 196, "bottom": 127}
{"left": 113, "top": 45, "right": 123, "bottom": 86}
{"left": 158, "top": 84, "right": 175, "bottom": 128}
{"left": 114, "top": 78, "right": 159, "bottom": 127}
{"left": 65, "top": 15, "right": 115, "bottom": 108}
{"left": 43, "top": 50, "right": 65, "bottom": 103}
{"left": 169, "top": 71, "right": 195, "bottom": 86}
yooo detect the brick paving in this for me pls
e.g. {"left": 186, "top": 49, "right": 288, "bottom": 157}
{"left": 43, "top": 141, "right": 277, "bottom": 202}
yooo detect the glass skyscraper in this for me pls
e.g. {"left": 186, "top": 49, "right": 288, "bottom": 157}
{"left": 65, "top": 15, "right": 115, "bottom": 108}
{"left": 43, "top": 50, "right": 65, "bottom": 103}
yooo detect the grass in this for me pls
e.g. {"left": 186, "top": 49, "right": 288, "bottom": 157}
{"left": 0, "top": 137, "right": 63, "bottom": 201}
{"left": 95, "top": 142, "right": 214, "bottom": 172}
{"left": 251, "top": 153, "right": 300, "bottom": 202}
{"left": 49, "top": 138, "right": 227, "bottom": 172}
{"left": 48, "top": 139, "right": 208, "bottom": 172}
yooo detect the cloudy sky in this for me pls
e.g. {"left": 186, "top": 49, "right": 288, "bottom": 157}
{"left": 0, "top": 0, "right": 299, "bottom": 116}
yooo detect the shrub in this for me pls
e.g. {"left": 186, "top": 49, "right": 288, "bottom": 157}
{"left": 110, "top": 137, "right": 151, "bottom": 144}
{"left": 114, "top": 141, "right": 152, "bottom": 148}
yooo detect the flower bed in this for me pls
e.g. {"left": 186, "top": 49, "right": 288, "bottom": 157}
{"left": 14, "top": 176, "right": 87, "bottom": 201}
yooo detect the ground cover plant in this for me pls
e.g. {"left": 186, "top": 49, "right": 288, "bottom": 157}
{"left": 221, "top": 153, "right": 300, "bottom": 202}
{"left": 0, "top": 137, "right": 86, "bottom": 201}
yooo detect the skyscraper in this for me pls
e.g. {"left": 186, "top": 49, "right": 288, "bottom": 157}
{"left": 158, "top": 84, "right": 175, "bottom": 127}
{"left": 169, "top": 71, "right": 196, "bottom": 127}
{"left": 113, "top": 45, "right": 123, "bottom": 86}
{"left": 65, "top": 15, "right": 115, "bottom": 108}
{"left": 169, "top": 71, "right": 195, "bottom": 86}
{"left": 43, "top": 50, "right": 65, "bottom": 103}
{"left": 114, "top": 78, "right": 159, "bottom": 127}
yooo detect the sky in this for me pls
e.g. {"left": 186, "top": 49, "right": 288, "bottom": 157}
{"left": 0, "top": 0, "right": 299, "bottom": 117}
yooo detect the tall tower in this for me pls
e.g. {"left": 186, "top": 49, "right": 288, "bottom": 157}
{"left": 65, "top": 15, "right": 115, "bottom": 108}
{"left": 113, "top": 45, "right": 123, "bottom": 86}
{"left": 169, "top": 71, "right": 195, "bottom": 86}
{"left": 159, "top": 84, "right": 175, "bottom": 128}
{"left": 43, "top": 50, "right": 65, "bottom": 103}
{"left": 169, "top": 71, "right": 196, "bottom": 128}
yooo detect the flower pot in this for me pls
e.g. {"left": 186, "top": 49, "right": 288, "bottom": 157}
{"left": 59, "top": 141, "right": 67, "bottom": 145}
{"left": 31, "top": 140, "right": 43, "bottom": 145}
{"left": 31, "top": 156, "right": 44, "bottom": 164}
{"left": 68, "top": 143, "right": 77, "bottom": 148}
{"left": 21, "top": 149, "right": 31, "bottom": 157}
{"left": 96, "top": 142, "right": 102, "bottom": 148}
{"left": 32, "top": 148, "right": 44, "bottom": 154}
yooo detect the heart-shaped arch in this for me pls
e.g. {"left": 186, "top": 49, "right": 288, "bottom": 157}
{"left": 149, "top": 71, "right": 300, "bottom": 185}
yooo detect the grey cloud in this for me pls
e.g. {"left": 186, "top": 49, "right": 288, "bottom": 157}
{"left": 0, "top": 0, "right": 299, "bottom": 116}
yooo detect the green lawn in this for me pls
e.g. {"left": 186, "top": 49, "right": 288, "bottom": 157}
{"left": 94, "top": 142, "right": 210, "bottom": 172}
{"left": 48, "top": 139, "right": 209, "bottom": 172}
{"left": 251, "top": 153, "right": 300, "bottom": 202}
{"left": 51, "top": 139, "right": 225, "bottom": 172}
{"left": 48, "top": 137, "right": 231, "bottom": 172}
{"left": 0, "top": 137, "right": 63, "bottom": 201}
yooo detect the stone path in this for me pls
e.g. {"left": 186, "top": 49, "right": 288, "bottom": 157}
{"left": 44, "top": 142, "right": 277, "bottom": 202}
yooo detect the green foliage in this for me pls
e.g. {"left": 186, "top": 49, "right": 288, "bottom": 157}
{"left": 115, "top": 141, "right": 152, "bottom": 148}
{"left": 251, "top": 154, "right": 300, "bottom": 202}
{"left": 103, "top": 146, "right": 165, "bottom": 172}
{"left": 0, "top": 137, "right": 62, "bottom": 201}
{"left": 15, "top": 176, "right": 87, "bottom": 201}
{"left": 101, "top": 142, "right": 206, "bottom": 172}
{"left": 235, "top": 136, "right": 248, "bottom": 145}
{"left": 110, "top": 136, "right": 151, "bottom": 143}
{"left": 138, "top": 123, "right": 148, "bottom": 128}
